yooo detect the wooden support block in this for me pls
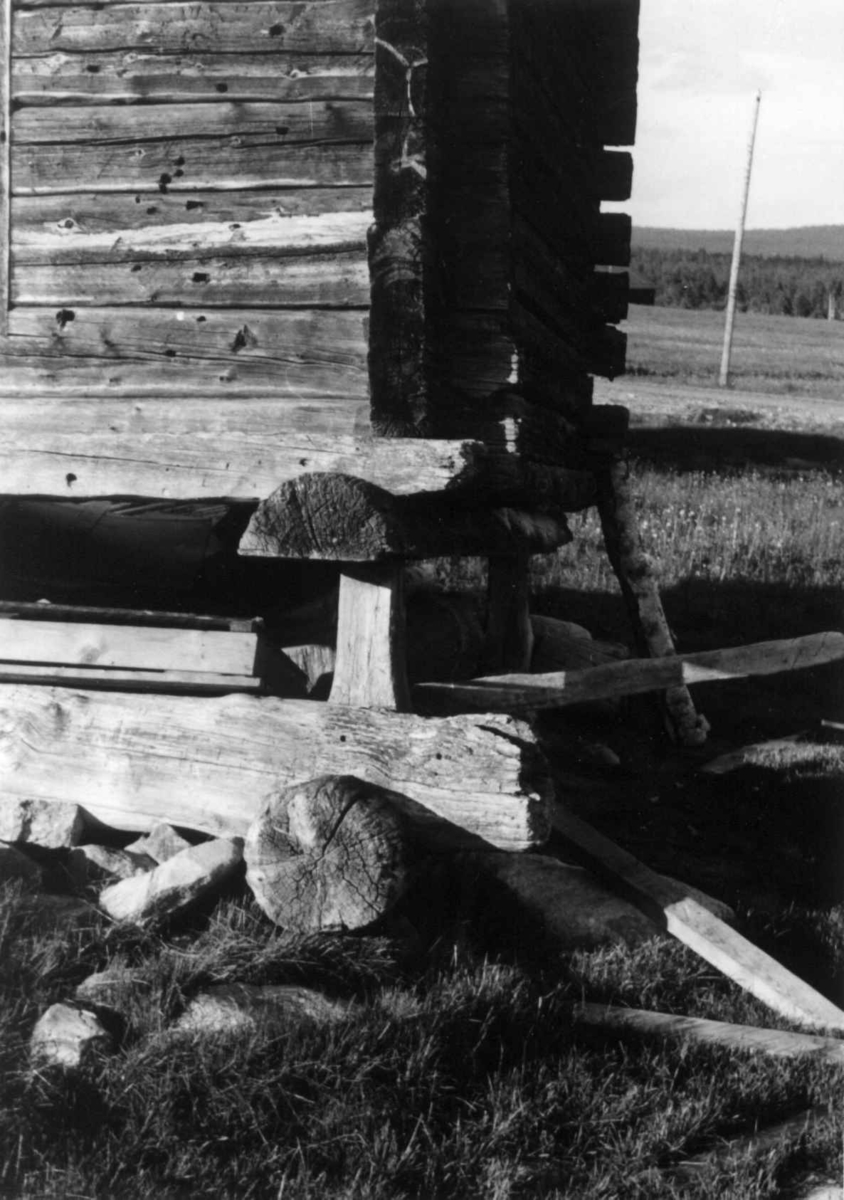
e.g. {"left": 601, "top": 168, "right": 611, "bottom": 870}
{"left": 0, "top": 686, "right": 552, "bottom": 851}
{"left": 329, "top": 565, "right": 410, "bottom": 710}
{"left": 574, "top": 1003, "right": 844, "bottom": 1067}
{"left": 239, "top": 473, "right": 573, "bottom": 561}
{"left": 414, "top": 633, "right": 844, "bottom": 715}
{"left": 555, "top": 810, "right": 844, "bottom": 1032}
{"left": 482, "top": 553, "right": 533, "bottom": 674}
{"left": 597, "top": 460, "right": 709, "bottom": 745}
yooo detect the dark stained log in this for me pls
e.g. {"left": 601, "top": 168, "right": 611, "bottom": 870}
{"left": 12, "top": 189, "right": 374, "bottom": 236}
{"left": 330, "top": 565, "right": 410, "bottom": 710}
{"left": 482, "top": 553, "right": 533, "bottom": 674}
{"left": 13, "top": 1, "right": 377, "bottom": 54}
{"left": 367, "top": 0, "right": 434, "bottom": 433}
{"left": 594, "top": 151, "right": 634, "bottom": 202}
{"left": 244, "top": 775, "right": 414, "bottom": 930}
{"left": 596, "top": 460, "right": 709, "bottom": 745}
{"left": 590, "top": 272, "right": 630, "bottom": 325}
{"left": 12, "top": 52, "right": 374, "bottom": 105}
{"left": 0, "top": 686, "right": 553, "bottom": 850}
{"left": 238, "top": 474, "right": 573, "bottom": 561}
{"left": 593, "top": 213, "right": 632, "bottom": 268}
{"left": 13, "top": 138, "right": 373, "bottom": 194}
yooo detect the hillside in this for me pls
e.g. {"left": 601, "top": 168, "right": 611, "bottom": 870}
{"left": 633, "top": 225, "right": 844, "bottom": 261}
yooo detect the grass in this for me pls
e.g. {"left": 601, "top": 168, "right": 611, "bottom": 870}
{"left": 3, "top": 307, "right": 844, "bottom": 1197}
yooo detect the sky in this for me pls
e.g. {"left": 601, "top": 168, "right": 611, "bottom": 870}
{"left": 623, "top": 0, "right": 844, "bottom": 230}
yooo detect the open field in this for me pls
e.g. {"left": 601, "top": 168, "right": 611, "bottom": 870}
{"left": 2, "top": 307, "right": 843, "bottom": 1198}
{"left": 621, "top": 306, "right": 844, "bottom": 398}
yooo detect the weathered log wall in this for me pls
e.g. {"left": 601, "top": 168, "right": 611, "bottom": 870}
{"left": 2, "top": 0, "right": 376, "bottom": 403}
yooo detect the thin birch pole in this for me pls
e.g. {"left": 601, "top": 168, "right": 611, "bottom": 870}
{"left": 719, "top": 90, "right": 762, "bottom": 388}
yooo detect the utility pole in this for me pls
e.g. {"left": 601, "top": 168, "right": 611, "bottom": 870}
{"left": 719, "top": 90, "right": 762, "bottom": 388}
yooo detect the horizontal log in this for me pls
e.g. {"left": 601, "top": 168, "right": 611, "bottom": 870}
{"left": 13, "top": 0, "right": 377, "bottom": 55}
{"left": 415, "top": 632, "right": 844, "bottom": 714}
{"left": 0, "top": 687, "right": 552, "bottom": 851}
{"left": 555, "top": 810, "right": 844, "bottom": 1032}
{"left": 13, "top": 254, "right": 369, "bottom": 308}
{"left": 593, "top": 213, "right": 632, "bottom": 268}
{"left": 13, "top": 209, "right": 371, "bottom": 265}
{"left": 13, "top": 138, "right": 373, "bottom": 194}
{"left": 434, "top": 311, "right": 518, "bottom": 401}
{"left": 240, "top": 474, "right": 573, "bottom": 561}
{"left": 0, "top": 430, "right": 497, "bottom": 502}
{"left": 12, "top": 51, "right": 374, "bottom": 105}
{"left": 13, "top": 99, "right": 373, "bottom": 146}
{"left": 0, "top": 617, "right": 258, "bottom": 675}
{"left": 12, "top": 189, "right": 374, "bottom": 236}
{"left": 574, "top": 1004, "right": 844, "bottom": 1067}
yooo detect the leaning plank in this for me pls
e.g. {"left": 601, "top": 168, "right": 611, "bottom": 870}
{"left": 414, "top": 633, "right": 844, "bottom": 714}
{"left": 556, "top": 811, "right": 844, "bottom": 1031}
{"left": 0, "top": 687, "right": 552, "bottom": 851}
{"left": 239, "top": 474, "right": 573, "bottom": 560}
{"left": 573, "top": 1004, "right": 844, "bottom": 1067}
{"left": 0, "top": 618, "right": 258, "bottom": 675}
{"left": 700, "top": 735, "right": 808, "bottom": 775}
{"left": 665, "top": 1108, "right": 826, "bottom": 1183}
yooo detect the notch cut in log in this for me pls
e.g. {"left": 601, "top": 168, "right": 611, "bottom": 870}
{"left": 239, "top": 473, "right": 573, "bottom": 561}
{"left": 555, "top": 810, "right": 844, "bottom": 1032}
{"left": 573, "top": 1004, "right": 844, "bottom": 1068}
{"left": 0, "top": 686, "right": 552, "bottom": 851}
{"left": 414, "top": 632, "right": 844, "bottom": 714}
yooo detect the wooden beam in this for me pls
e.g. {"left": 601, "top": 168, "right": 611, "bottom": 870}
{"left": 0, "top": 663, "right": 263, "bottom": 694}
{"left": 597, "top": 460, "right": 708, "bottom": 744}
{"left": 482, "top": 553, "right": 534, "bottom": 674}
{"left": 413, "top": 633, "right": 844, "bottom": 714}
{"left": 556, "top": 810, "right": 844, "bottom": 1031}
{"left": 239, "top": 473, "right": 573, "bottom": 561}
{"left": 665, "top": 1108, "right": 827, "bottom": 1183}
{"left": 573, "top": 1003, "right": 844, "bottom": 1067}
{"left": 329, "top": 565, "right": 410, "bottom": 709}
{"left": 0, "top": 686, "right": 553, "bottom": 851}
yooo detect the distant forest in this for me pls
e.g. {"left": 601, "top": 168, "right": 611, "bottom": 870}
{"left": 630, "top": 247, "right": 844, "bottom": 318}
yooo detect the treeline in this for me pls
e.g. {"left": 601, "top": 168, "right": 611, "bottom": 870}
{"left": 631, "top": 247, "right": 844, "bottom": 317}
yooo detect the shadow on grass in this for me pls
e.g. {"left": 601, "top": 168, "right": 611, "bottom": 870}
{"left": 626, "top": 424, "right": 844, "bottom": 472}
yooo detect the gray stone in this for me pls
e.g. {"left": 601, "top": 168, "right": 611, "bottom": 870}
{"left": 99, "top": 837, "right": 243, "bottom": 924}
{"left": 0, "top": 842, "right": 43, "bottom": 887}
{"left": 68, "top": 844, "right": 157, "bottom": 886}
{"left": 124, "top": 823, "right": 193, "bottom": 863}
{"left": 0, "top": 798, "right": 84, "bottom": 849}
{"left": 30, "top": 1003, "right": 113, "bottom": 1070}
{"left": 174, "top": 983, "right": 347, "bottom": 1037}
{"left": 75, "top": 965, "right": 150, "bottom": 1014}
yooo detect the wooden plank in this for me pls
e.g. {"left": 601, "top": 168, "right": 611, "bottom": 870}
{"left": 12, "top": 137, "right": 374, "bottom": 194}
{"left": 0, "top": 599, "right": 260, "bottom": 632}
{"left": 12, "top": 51, "right": 374, "bottom": 105}
{"left": 0, "top": 618, "right": 259, "bottom": 675}
{"left": 12, "top": 99, "right": 373, "bottom": 146}
{"left": 665, "top": 1108, "right": 826, "bottom": 1182}
{"left": 554, "top": 810, "right": 844, "bottom": 1031}
{"left": 13, "top": 208, "right": 372, "bottom": 263}
{"left": 13, "top": 1, "right": 377, "bottom": 55}
{"left": 12, "top": 189, "right": 374, "bottom": 236}
{"left": 0, "top": 429, "right": 495, "bottom": 501}
{"left": 13, "top": 253, "right": 369, "bottom": 307}
{"left": 329, "top": 565, "right": 410, "bottom": 709}
{"left": 701, "top": 735, "right": 809, "bottom": 775}
{"left": 574, "top": 1004, "right": 844, "bottom": 1067}
{"left": 0, "top": 663, "right": 262, "bottom": 693}
{"left": 0, "top": 686, "right": 553, "bottom": 851}
{"left": 413, "top": 633, "right": 844, "bottom": 714}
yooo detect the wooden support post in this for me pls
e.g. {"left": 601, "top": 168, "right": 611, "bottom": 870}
{"left": 597, "top": 460, "right": 709, "bottom": 745}
{"left": 329, "top": 564, "right": 411, "bottom": 711}
{"left": 483, "top": 553, "right": 534, "bottom": 673}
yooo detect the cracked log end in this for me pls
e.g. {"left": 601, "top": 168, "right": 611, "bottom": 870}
{"left": 245, "top": 775, "right": 414, "bottom": 931}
